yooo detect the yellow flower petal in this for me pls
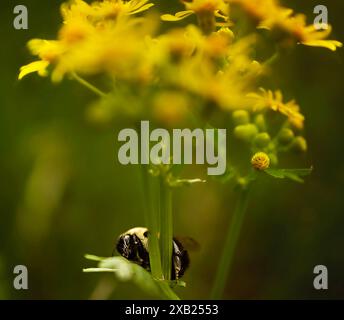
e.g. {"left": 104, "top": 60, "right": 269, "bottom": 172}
{"left": 301, "top": 40, "right": 343, "bottom": 51}
{"left": 129, "top": 3, "right": 154, "bottom": 15}
{"left": 18, "top": 61, "right": 50, "bottom": 80}
{"left": 248, "top": 88, "right": 305, "bottom": 129}
{"left": 161, "top": 10, "right": 194, "bottom": 22}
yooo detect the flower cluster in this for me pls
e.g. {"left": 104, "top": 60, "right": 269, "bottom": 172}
{"left": 19, "top": 0, "right": 341, "bottom": 171}
{"left": 19, "top": 0, "right": 156, "bottom": 82}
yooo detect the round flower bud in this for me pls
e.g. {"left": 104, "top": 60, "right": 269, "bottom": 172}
{"left": 292, "top": 136, "right": 307, "bottom": 152}
{"left": 251, "top": 152, "right": 270, "bottom": 170}
{"left": 267, "top": 153, "right": 278, "bottom": 166}
{"left": 86, "top": 105, "right": 112, "bottom": 125}
{"left": 254, "top": 132, "right": 271, "bottom": 148}
{"left": 232, "top": 110, "right": 250, "bottom": 125}
{"left": 278, "top": 128, "right": 295, "bottom": 145}
{"left": 254, "top": 114, "right": 267, "bottom": 132}
{"left": 234, "top": 124, "right": 258, "bottom": 142}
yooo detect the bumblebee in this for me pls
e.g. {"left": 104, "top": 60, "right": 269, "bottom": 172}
{"left": 115, "top": 227, "right": 194, "bottom": 280}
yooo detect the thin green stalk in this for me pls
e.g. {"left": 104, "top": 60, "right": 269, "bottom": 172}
{"left": 210, "top": 188, "right": 250, "bottom": 299}
{"left": 264, "top": 50, "right": 281, "bottom": 67}
{"left": 140, "top": 165, "right": 162, "bottom": 280}
{"left": 159, "top": 177, "right": 173, "bottom": 281}
{"left": 71, "top": 72, "right": 107, "bottom": 98}
{"left": 197, "top": 12, "right": 216, "bottom": 35}
{"left": 139, "top": 166, "right": 179, "bottom": 300}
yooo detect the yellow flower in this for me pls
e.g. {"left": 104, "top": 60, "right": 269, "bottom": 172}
{"left": 18, "top": 39, "right": 65, "bottom": 80}
{"left": 61, "top": 0, "right": 154, "bottom": 22}
{"left": 230, "top": 0, "right": 286, "bottom": 24}
{"left": 19, "top": 0, "right": 156, "bottom": 81}
{"left": 155, "top": 31, "right": 261, "bottom": 110}
{"left": 285, "top": 20, "right": 342, "bottom": 51}
{"left": 183, "top": 0, "right": 229, "bottom": 15}
{"left": 60, "top": 0, "right": 93, "bottom": 22}
{"left": 161, "top": 0, "right": 230, "bottom": 33}
{"left": 248, "top": 89, "right": 304, "bottom": 129}
{"left": 229, "top": 0, "right": 342, "bottom": 51}
{"left": 251, "top": 152, "right": 270, "bottom": 170}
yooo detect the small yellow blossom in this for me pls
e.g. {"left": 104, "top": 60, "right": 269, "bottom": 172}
{"left": 229, "top": 0, "right": 342, "bottom": 51}
{"left": 161, "top": 0, "right": 231, "bottom": 33}
{"left": 18, "top": 39, "right": 65, "bottom": 80}
{"left": 248, "top": 89, "right": 304, "bottom": 129}
{"left": 230, "top": 0, "right": 287, "bottom": 24}
{"left": 292, "top": 23, "right": 342, "bottom": 51}
{"left": 159, "top": 33, "right": 262, "bottom": 110}
{"left": 61, "top": 0, "right": 154, "bottom": 22}
{"left": 251, "top": 152, "right": 270, "bottom": 170}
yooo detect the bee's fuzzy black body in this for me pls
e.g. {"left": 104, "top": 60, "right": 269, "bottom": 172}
{"left": 115, "top": 227, "right": 190, "bottom": 280}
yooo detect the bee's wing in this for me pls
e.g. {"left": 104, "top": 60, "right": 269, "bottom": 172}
{"left": 174, "top": 236, "right": 200, "bottom": 251}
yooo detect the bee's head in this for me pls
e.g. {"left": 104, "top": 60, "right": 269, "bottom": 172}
{"left": 115, "top": 227, "right": 149, "bottom": 260}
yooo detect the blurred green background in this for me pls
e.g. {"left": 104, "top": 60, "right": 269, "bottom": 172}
{"left": 0, "top": 0, "right": 343, "bottom": 299}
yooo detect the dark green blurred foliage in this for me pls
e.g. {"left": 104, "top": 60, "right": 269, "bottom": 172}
{"left": 0, "top": 0, "right": 343, "bottom": 299}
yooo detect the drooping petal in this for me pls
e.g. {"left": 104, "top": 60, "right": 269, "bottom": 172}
{"left": 18, "top": 60, "right": 50, "bottom": 80}
{"left": 301, "top": 40, "right": 343, "bottom": 51}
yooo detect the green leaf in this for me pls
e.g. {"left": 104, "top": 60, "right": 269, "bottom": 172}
{"left": 84, "top": 255, "right": 162, "bottom": 297}
{"left": 84, "top": 254, "right": 105, "bottom": 262}
{"left": 167, "top": 177, "right": 206, "bottom": 188}
{"left": 265, "top": 167, "right": 313, "bottom": 183}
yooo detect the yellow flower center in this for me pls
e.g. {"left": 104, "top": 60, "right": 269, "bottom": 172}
{"left": 251, "top": 152, "right": 270, "bottom": 170}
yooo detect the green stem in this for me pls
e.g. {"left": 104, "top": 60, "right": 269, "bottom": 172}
{"left": 197, "top": 12, "right": 216, "bottom": 35}
{"left": 159, "top": 177, "right": 173, "bottom": 281}
{"left": 210, "top": 188, "right": 250, "bottom": 299}
{"left": 139, "top": 166, "right": 179, "bottom": 300}
{"left": 264, "top": 50, "right": 280, "bottom": 67}
{"left": 71, "top": 72, "right": 107, "bottom": 98}
{"left": 140, "top": 165, "right": 162, "bottom": 280}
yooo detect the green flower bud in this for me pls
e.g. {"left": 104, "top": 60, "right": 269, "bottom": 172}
{"left": 267, "top": 153, "right": 278, "bottom": 166}
{"left": 254, "top": 114, "right": 267, "bottom": 132}
{"left": 292, "top": 136, "right": 307, "bottom": 152}
{"left": 234, "top": 124, "right": 258, "bottom": 142}
{"left": 278, "top": 128, "right": 295, "bottom": 145}
{"left": 254, "top": 132, "right": 271, "bottom": 148}
{"left": 86, "top": 105, "right": 112, "bottom": 125}
{"left": 232, "top": 110, "right": 250, "bottom": 125}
